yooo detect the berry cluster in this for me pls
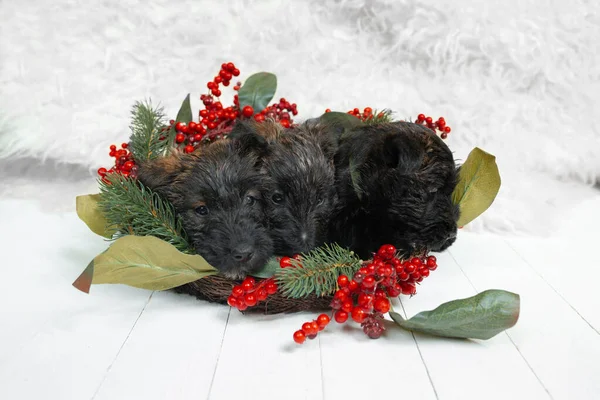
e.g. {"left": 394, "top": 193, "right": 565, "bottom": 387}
{"left": 97, "top": 143, "right": 138, "bottom": 183}
{"left": 227, "top": 277, "right": 278, "bottom": 311}
{"left": 293, "top": 314, "right": 331, "bottom": 344}
{"left": 416, "top": 113, "right": 451, "bottom": 139}
{"left": 253, "top": 98, "right": 298, "bottom": 128}
{"left": 292, "top": 244, "right": 439, "bottom": 343}
{"left": 324, "top": 107, "right": 383, "bottom": 122}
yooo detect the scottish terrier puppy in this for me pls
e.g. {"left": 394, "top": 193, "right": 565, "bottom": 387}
{"left": 136, "top": 134, "right": 274, "bottom": 278}
{"left": 329, "top": 121, "right": 460, "bottom": 260}
{"left": 229, "top": 119, "right": 337, "bottom": 255}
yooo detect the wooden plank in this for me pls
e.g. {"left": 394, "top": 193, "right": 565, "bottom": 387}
{"left": 399, "top": 245, "right": 550, "bottom": 400}
{"left": 507, "top": 236, "right": 600, "bottom": 333}
{"left": 0, "top": 201, "right": 153, "bottom": 400}
{"left": 449, "top": 232, "right": 600, "bottom": 400}
{"left": 208, "top": 310, "right": 323, "bottom": 400}
{"left": 92, "top": 291, "right": 230, "bottom": 400}
{"left": 319, "top": 302, "right": 437, "bottom": 400}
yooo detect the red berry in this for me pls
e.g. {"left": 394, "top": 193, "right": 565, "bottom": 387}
{"left": 254, "top": 114, "right": 265, "bottom": 122}
{"left": 404, "top": 263, "right": 416, "bottom": 274}
{"left": 175, "top": 122, "right": 184, "bottom": 131}
{"left": 375, "top": 289, "right": 387, "bottom": 298}
{"left": 242, "top": 277, "right": 255, "bottom": 291}
{"left": 441, "top": 133, "right": 448, "bottom": 139}
{"left": 256, "top": 288, "right": 268, "bottom": 301}
{"left": 232, "top": 68, "right": 240, "bottom": 76}
{"left": 426, "top": 256, "right": 437, "bottom": 268}
{"left": 242, "top": 105, "right": 254, "bottom": 118}
{"left": 121, "top": 142, "right": 128, "bottom": 149}
{"left": 227, "top": 296, "right": 238, "bottom": 308}
{"left": 398, "top": 271, "right": 409, "bottom": 281}
{"left": 341, "top": 299, "right": 353, "bottom": 313}
{"left": 310, "top": 321, "right": 319, "bottom": 334}
{"left": 207, "top": 121, "right": 217, "bottom": 130}
{"left": 184, "top": 145, "right": 194, "bottom": 153}
{"left": 377, "top": 244, "right": 396, "bottom": 260}
{"left": 362, "top": 276, "right": 376, "bottom": 289}
{"left": 349, "top": 280, "right": 359, "bottom": 292}
{"left": 293, "top": 330, "right": 306, "bottom": 344}
{"left": 425, "top": 116, "right": 433, "bottom": 124}
{"left": 351, "top": 307, "right": 367, "bottom": 323}
{"left": 400, "top": 283, "right": 416, "bottom": 295}
{"left": 244, "top": 293, "right": 257, "bottom": 307}
{"left": 302, "top": 322, "right": 314, "bottom": 335}
{"left": 334, "top": 310, "right": 349, "bottom": 323}
{"left": 444, "top": 126, "right": 451, "bottom": 133}
{"left": 334, "top": 290, "right": 348, "bottom": 302}
{"left": 175, "top": 133, "right": 185, "bottom": 143}
{"left": 279, "top": 256, "right": 293, "bottom": 268}
{"left": 232, "top": 285, "right": 244, "bottom": 297}
{"left": 237, "top": 302, "right": 248, "bottom": 311}
{"left": 417, "top": 114, "right": 426, "bottom": 121}
{"left": 374, "top": 298, "right": 390, "bottom": 313}
{"left": 358, "top": 293, "right": 374, "bottom": 308}
{"left": 420, "top": 267, "right": 430, "bottom": 277}
{"left": 97, "top": 167, "right": 107, "bottom": 176}
{"left": 199, "top": 110, "right": 208, "bottom": 118}
{"left": 353, "top": 272, "right": 365, "bottom": 284}
{"left": 387, "top": 284, "right": 402, "bottom": 297}
{"left": 226, "top": 62, "right": 235, "bottom": 71}
{"left": 317, "top": 314, "right": 330, "bottom": 328}
{"left": 377, "top": 265, "right": 393, "bottom": 277}
{"left": 193, "top": 134, "right": 203, "bottom": 142}
{"left": 265, "top": 280, "right": 278, "bottom": 294}
{"left": 123, "top": 161, "right": 134, "bottom": 171}
{"left": 337, "top": 275, "right": 349, "bottom": 288}
{"left": 212, "top": 89, "right": 221, "bottom": 97}
{"left": 411, "top": 271, "right": 421, "bottom": 280}
{"left": 411, "top": 257, "right": 423, "bottom": 267}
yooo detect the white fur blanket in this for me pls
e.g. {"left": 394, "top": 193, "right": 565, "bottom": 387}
{"left": 1, "top": 0, "right": 599, "bottom": 234}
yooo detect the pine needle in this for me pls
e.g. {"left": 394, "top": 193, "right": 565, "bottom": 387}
{"left": 363, "top": 108, "right": 394, "bottom": 125}
{"left": 275, "top": 244, "right": 362, "bottom": 298}
{"left": 98, "top": 173, "right": 192, "bottom": 253}
{"left": 128, "top": 100, "right": 170, "bottom": 162}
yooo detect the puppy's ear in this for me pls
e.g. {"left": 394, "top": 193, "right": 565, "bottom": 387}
{"left": 380, "top": 133, "right": 423, "bottom": 174}
{"left": 136, "top": 153, "right": 193, "bottom": 204}
{"left": 231, "top": 129, "right": 270, "bottom": 160}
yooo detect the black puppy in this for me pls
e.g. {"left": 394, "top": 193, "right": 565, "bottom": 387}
{"left": 229, "top": 119, "right": 337, "bottom": 255}
{"left": 329, "top": 121, "right": 460, "bottom": 259}
{"left": 136, "top": 134, "right": 274, "bottom": 278}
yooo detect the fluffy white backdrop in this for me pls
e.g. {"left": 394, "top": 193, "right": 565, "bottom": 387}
{"left": 1, "top": 0, "right": 599, "bottom": 234}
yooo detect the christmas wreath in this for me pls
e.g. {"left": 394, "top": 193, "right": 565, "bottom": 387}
{"left": 73, "top": 62, "right": 519, "bottom": 344}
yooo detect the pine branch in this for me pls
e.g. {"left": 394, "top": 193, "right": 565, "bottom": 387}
{"left": 128, "top": 100, "right": 171, "bottom": 162}
{"left": 275, "top": 244, "right": 362, "bottom": 298}
{"left": 97, "top": 173, "right": 192, "bottom": 253}
{"left": 364, "top": 109, "right": 393, "bottom": 125}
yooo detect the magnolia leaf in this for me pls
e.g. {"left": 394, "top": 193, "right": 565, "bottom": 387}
{"left": 452, "top": 147, "right": 501, "bottom": 227}
{"left": 319, "top": 111, "right": 364, "bottom": 136}
{"left": 251, "top": 257, "right": 280, "bottom": 279}
{"left": 72, "top": 235, "right": 217, "bottom": 293}
{"left": 390, "top": 289, "right": 520, "bottom": 340}
{"left": 238, "top": 72, "right": 277, "bottom": 114}
{"left": 175, "top": 94, "right": 193, "bottom": 124}
{"left": 76, "top": 194, "right": 114, "bottom": 238}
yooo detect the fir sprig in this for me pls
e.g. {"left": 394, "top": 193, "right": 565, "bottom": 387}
{"left": 275, "top": 244, "right": 362, "bottom": 298}
{"left": 128, "top": 101, "right": 170, "bottom": 162}
{"left": 98, "top": 173, "right": 192, "bottom": 253}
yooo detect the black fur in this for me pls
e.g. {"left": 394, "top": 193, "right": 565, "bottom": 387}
{"left": 230, "top": 120, "right": 337, "bottom": 255}
{"left": 136, "top": 134, "right": 274, "bottom": 278}
{"left": 329, "top": 121, "right": 460, "bottom": 259}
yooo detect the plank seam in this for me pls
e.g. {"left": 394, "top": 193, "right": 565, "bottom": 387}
{"left": 206, "top": 306, "right": 232, "bottom": 400}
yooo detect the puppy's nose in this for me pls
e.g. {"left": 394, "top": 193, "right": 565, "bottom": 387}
{"left": 232, "top": 246, "right": 254, "bottom": 262}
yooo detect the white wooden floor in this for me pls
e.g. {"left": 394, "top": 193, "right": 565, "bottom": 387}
{"left": 1, "top": 196, "right": 599, "bottom": 400}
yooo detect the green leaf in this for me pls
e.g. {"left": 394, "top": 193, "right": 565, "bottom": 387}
{"left": 452, "top": 147, "right": 501, "bottom": 227}
{"left": 318, "top": 111, "right": 364, "bottom": 134}
{"left": 251, "top": 257, "right": 280, "bottom": 279}
{"left": 390, "top": 289, "right": 520, "bottom": 340}
{"left": 72, "top": 235, "right": 217, "bottom": 293}
{"left": 175, "top": 94, "right": 193, "bottom": 124}
{"left": 237, "top": 72, "right": 277, "bottom": 114}
{"left": 76, "top": 194, "right": 115, "bottom": 238}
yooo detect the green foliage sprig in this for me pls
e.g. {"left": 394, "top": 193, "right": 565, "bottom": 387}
{"left": 276, "top": 244, "right": 362, "bottom": 298}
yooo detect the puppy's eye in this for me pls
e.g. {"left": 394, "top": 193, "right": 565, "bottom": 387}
{"left": 272, "top": 193, "right": 284, "bottom": 204}
{"left": 195, "top": 206, "right": 209, "bottom": 216}
{"left": 245, "top": 195, "right": 257, "bottom": 206}
{"left": 316, "top": 197, "right": 325, "bottom": 206}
